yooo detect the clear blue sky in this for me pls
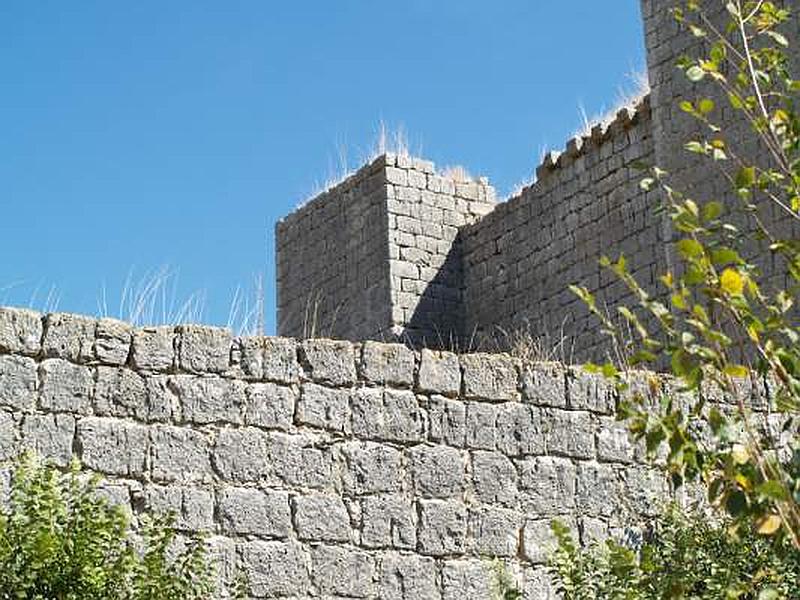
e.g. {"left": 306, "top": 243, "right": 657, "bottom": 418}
{"left": 1, "top": 1, "right": 646, "bottom": 334}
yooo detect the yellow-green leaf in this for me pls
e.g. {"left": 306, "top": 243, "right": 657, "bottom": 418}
{"left": 756, "top": 514, "right": 781, "bottom": 535}
{"left": 720, "top": 268, "right": 744, "bottom": 295}
{"left": 724, "top": 365, "right": 748, "bottom": 378}
{"left": 731, "top": 444, "right": 749, "bottom": 465}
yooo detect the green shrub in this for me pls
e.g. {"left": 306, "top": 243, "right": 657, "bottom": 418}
{"left": 0, "top": 453, "right": 217, "bottom": 600}
{"left": 549, "top": 507, "right": 800, "bottom": 599}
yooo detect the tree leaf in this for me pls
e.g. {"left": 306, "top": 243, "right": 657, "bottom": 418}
{"left": 755, "top": 514, "right": 781, "bottom": 535}
{"left": 720, "top": 268, "right": 744, "bottom": 295}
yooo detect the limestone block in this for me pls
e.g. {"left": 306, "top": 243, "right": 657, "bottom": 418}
{"left": 94, "top": 318, "right": 132, "bottom": 365}
{"left": 269, "top": 432, "right": 331, "bottom": 490}
{"left": 619, "top": 466, "right": 669, "bottom": 517}
{"left": 243, "top": 382, "right": 294, "bottom": 430}
{"left": 296, "top": 383, "right": 350, "bottom": 433}
{"left": 21, "top": 413, "right": 74, "bottom": 466}
{"left": 40, "top": 359, "right": 94, "bottom": 414}
{"left": 596, "top": 416, "right": 634, "bottom": 463}
{"left": 94, "top": 366, "right": 147, "bottom": 420}
{"left": 576, "top": 461, "right": 619, "bottom": 517}
{"left": 522, "top": 517, "right": 576, "bottom": 565}
{"left": 521, "top": 363, "right": 567, "bottom": 408}
{"left": 469, "top": 506, "right": 522, "bottom": 557}
{"left": 293, "top": 493, "right": 351, "bottom": 542}
{"left": 42, "top": 312, "right": 96, "bottom": 363}
{"left": 465, "top": 402, "right": 496, "bottom": 450}
{"left": 517, "top": 456, "right": 577, "bottom": 515}
{"left": 417, "top": 498, "right": 467, "bottom": 556}
{"left": 541, "top": 409, "right": 595, "bottom": 459}
{"left": 442, "top": 559, "right": 493, "bottom": 600}
{"left": 144, "top": 375, "right": 180, "bottom": 422}
{"left": 418, "top": 349, "right": 461, "bottom": 396}
{"left": 472, "top": 450, "right": 517, "bottom": 507}
{"left": 300, "top": 339, "right": 356, "bottom": 386}
{"left": 522, "top": 567, "right": 559, "bottom": 600}
{"left": 240, "top": 541, "right": 310, "bottom": 598}
{"left": 78, "top": 417, "right": 148, "bottom": 477}
{"left": 263, "top": 337, "right": 300, "bottom": 383}
{"left": 351, "top": 388, "right": 425, "bottom": 443}
{"left": 0, "top": 307, "right": 42, "bottom": 355}
{"left": 177, "top": 325, "right": 231, "bottom": 373}
{"left": 0, "top": 411, "right": 18, "bottom": 461}
{"left": 461, "top": 353, "right": 519, "bottom": 401}
{"left": 150, "top": 425, "right": 213, "bottom": 483}
{"left": 218, "top": 487, "right": 291, "bottom": 537}
{"left": 379, "top": 553, "right": 438, "bottom": 600}
{"left": 409, "top": 444, "right": 465, "bottom": 498}
{"left": 131, "top": 326, "right": 175, "bottom": 371}
{"left": 311, "top": 545, "right": 375, "bottom": 598}
{"left": 360, "top": 341, "right": 415, "bottom": 387}
{"left": 139, "top": 485, "right": 214, "bottom": 531}
{"left": 568, "top": 368, "right": 616, "bottom": 414}
{"left": 340, "top": 441, "right": 403, "bottom": 495}
{"left": 172, "top": 375, "right": 245, "bottom": 425}
{"left": 361, "top": 494, "right": 416, "bottom": 549}
{"left": 212, "top": 426, "right": 273, "bottom": 483}
{"left": 496, "top": 403, "right": 545, "bottom": 457}
{"left": 425, "top": 395, "right": 466, "bottom": 447}
{"left": 0, "top": 355, "right": 37, "bottom": 411}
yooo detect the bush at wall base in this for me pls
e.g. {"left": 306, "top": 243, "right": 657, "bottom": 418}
{"left": 0, "top": 452, "right": 228, "bottom": 600}
{"left": 548, "top": 506, "right": 800, "bottom": 599}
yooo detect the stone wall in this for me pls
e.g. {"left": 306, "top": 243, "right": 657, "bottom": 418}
{"left": 461, "top": 98, "right": 661, "bottom": 361}
{"left": 0, "top": 306, "right": 671, "bottom": 599}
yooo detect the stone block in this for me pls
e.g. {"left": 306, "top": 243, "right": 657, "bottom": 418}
{"left": 0, "top": 307, "right": 42, "bottom": 355}
{"left": 360, "top": 341, "right": 415, "bottom": 386}
{"left": 300, "top": 339, "right": 356, "bottom": 385}
{"left": 311, "top": 545, "right": 375, "bottom": 598}
{"left": 78, "top": 417, "right": 148, "bottom": 477}
{"left": 42, "top": 312, "right": 96, "bottom": 362}
{"left": 296, "top": 383, "right": 350, "bottom": 432}
{"left": 94, "top": 366, "right": 147, "bottom": 419}
{"left": 0, "top": 355, "right": 37, "bottom": 411}
{"left": 522, "top": 363, "right": 567, "bottom": 408}
{"left": 517, "top": 456, "right": 576, "bottom": 515}
{"left": 522, "top": 517, "right": 575, "bottom": 565}
{"left": 576, "top": 461, "right": 619, "bottom": 517}
{"left": 425, "top": 395, "right": 466, "bottom": 447}
{"left": 596, "top": 416, "right": 634, "bottom": 463}
{"left": 417, "top": 498, "right": 467, "bottom": 556}
{"left": 472, "top": 450, "right": 517, "bottom": 507}
{"left": 0, "top": 411, "right": 18, "bottom": 461}
{"left": 619, "top": 466, "right": 669, "bottom": 517}
{"left": 94, "top": 318, "right": 132, "bottom": 365}
{"left": 418, "top": 349, "right": 461, "bottom": 396}
{"left": 361, "top": 494, "right": 416, "bottom": 549}
{"left": 340, "top": 441, "right": 403, "bottom": 495}
{"left": 469, "top": 507, "right": 522, "bottom": 557}
{"left": 269, "top": 432, "right": 331, "bottom": 490}
{"left": 213, "top": 427, "right": 273, "bottom": 483}
{"left": 172, "top": 375, "right": 245, "bottom": 425}
{"left": 138, "top": 485, "right": 214, "bottom": 531}
{"left": 409, "top": 444, "right": 465, "bottom": 498}
{"left": 465, "top": 402, "right": 496, "bottom": 450}
{"left": 351, "top": 388, "right": 425, "bottom": 443}
{"left": 442, "top": 559, "right": 493, "bottom": 600}
{"left": 150, "top": 425, "right": 213, "bottom": 483}
{"left": 40, "top": 359, "right": 94, "bottom": 414}
{"left": 21, "top": 413, "right": 75, "bottom": 466}
{"left": 244, "top": 382, "right": 294, "bottom": 430}
{"left": 293, "top": 493, "right": 351, "bottom": 542}
{"left": 144, "top": 375, "right": 180, "bottom": 422}
{"left": 568, "top": 368, "right": 616, "bottom": 413}
{"left": 461, "top": 353, "right": 519, "bottom": 401}
{"left": 262, "top": 337, "right": 300, "bottom": 383}
{"left": 240, "top": 541, "right": 310, "bottom": 598}
{"left": 541, "top": 408, "right": 595, "bottom": 459}
{"left": 131, "top": 326, "right": 175, "bottom": 371}
{"left": 218, "top": 487, "right": 291, "bottom": 537}
{"left": 177, "top": 325, "right": 231, "bottom": 373}
{"left": 496, "top": 403, "right": 545, "bottom": 457}
{"left": 379, "top": 553, "right": 438, "bottom": 600}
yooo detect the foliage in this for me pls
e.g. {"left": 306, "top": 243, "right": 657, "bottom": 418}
{"left": 490, "top": 559, "right": 524, "bottom": 600}
{"left": 549, "top": 507, "right": 800, "bottom": 599}
{"left": 0, "top": 453, "right": 218, "bottom": 600}
{"left": 570, "top": 0, "right": 800, "bottom": 548}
